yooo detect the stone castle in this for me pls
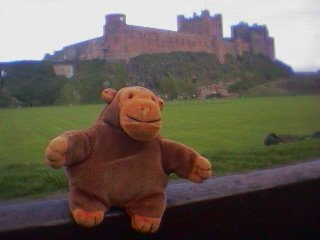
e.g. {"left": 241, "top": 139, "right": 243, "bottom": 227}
{"left": 44, "top": 10, "right": 275, "bottom": 63}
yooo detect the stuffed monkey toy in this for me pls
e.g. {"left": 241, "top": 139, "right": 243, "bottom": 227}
{"left": 45, "top": 86, "right": 212, "bottom": 233}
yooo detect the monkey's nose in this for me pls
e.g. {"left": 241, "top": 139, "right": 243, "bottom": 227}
{"left": 141, "top": 107, "right": 150, "bottom": 119}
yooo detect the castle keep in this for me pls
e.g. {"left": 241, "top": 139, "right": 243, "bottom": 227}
{"left": 44, "top": 10, "right": 275, "bottom": 63}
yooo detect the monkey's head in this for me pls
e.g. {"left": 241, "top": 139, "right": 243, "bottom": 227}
{"left": 100, "top": 86, "right": 164, "bottom": 142}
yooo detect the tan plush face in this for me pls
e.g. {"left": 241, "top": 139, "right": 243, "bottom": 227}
{"left": 102, "top": 87, "right": 164, "bottom": 141}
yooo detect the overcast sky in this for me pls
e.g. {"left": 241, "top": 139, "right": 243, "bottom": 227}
{"left": 0, "top": 0, "right": 319, "bottom": 72}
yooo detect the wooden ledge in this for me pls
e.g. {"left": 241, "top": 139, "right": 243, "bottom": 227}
{"left": 1, "top": 160, "right": 320, "bottom": 239}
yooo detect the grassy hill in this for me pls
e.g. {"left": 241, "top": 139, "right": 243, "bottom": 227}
{"left": 1, "top": 52, "right": 318, "bottom": 107}
{"left": 128, "top": 52, "right": 293, "bottom": 98}
{"left": 241, "top": 75, "right": 320, "bottom": 97}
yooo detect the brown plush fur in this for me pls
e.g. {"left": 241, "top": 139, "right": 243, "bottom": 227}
{"left": 45, "top": 86, "right": 212, "bottom": 233}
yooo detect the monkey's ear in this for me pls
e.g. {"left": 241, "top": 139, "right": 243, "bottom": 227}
{"left": 101, "top": 88, "right": 117, "bottom": 103}
{"left": 157, "top": 97, "right": 164, "bottom": 110}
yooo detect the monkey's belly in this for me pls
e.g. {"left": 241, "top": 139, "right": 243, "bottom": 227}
{"left": 68, "top": 154, "right": 168, "bottom": 208}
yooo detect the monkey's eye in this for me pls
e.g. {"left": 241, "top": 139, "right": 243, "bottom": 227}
{"left": 128, "top": 93, "right": 134, "bottom": 99}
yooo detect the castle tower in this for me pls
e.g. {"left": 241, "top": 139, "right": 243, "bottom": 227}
{"left": 177, "top": 10, "right": 223, "bottom": 40}
{"left": 177, "top": 14, "right": 185, "bottom": 32}
{"left": 104, "top": 14, "right": 126, "bottom": 31}
{"left": 103, "top": 14, "right": 127, "bottom": 60}
{"left": 231, "top": 22, "right": 275, "bottom": 59}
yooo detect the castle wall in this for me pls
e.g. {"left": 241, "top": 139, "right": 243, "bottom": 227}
{"left": 105, "top": 24, "right": 214, "bottom": 61}
{"left": 221, "top": 39, "right": 236, "bottom": 58}
{"left": 234, "top": 38, "right": 250, "bottom": 56}
{"left": 250, "top": 32, "right": 268, "bottom": 56}
{"left": 44, "top": 37, "right": 104, "bottom": 61}
{"left": 267, "top": 37, "right": 275, "bottom": 60}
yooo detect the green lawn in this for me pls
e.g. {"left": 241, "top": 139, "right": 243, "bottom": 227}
{"left": 0, "top": 95, "right": 319, "bottom": 199}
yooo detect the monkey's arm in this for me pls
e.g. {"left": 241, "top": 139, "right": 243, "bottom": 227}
{"left": 160, "top": 139, "right": 212, "bottom": 183}
{"left": 45, "top": 130, "right": 93, "bottom": 168}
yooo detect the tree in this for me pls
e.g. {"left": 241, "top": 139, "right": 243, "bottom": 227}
{"left": 159, "top": 76, "right": 179, "bottom": 99}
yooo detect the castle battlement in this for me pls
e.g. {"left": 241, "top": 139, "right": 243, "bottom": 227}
{"left": 177, "top": 10, "right": 222, "bottom": 22}
{"left": 44, "top": 10, "right": 275, "bottom": 63}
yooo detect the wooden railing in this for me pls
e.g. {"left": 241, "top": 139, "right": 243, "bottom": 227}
{"left": 1, "top": 160, "right": 320, "bottom": 240}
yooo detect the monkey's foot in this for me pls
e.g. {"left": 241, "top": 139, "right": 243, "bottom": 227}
{"left": 130, "top": 214, "right": 161, "bottom": 233}
{"left": 72, "top": 208, "right": 104, "bottom": 227}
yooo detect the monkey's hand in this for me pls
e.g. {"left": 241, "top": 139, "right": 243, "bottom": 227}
{"left": 188, "top": 156, "right": 212, "bottom": 183}
{"left": 45, "top": 136, "right": 69, "bottom": 169}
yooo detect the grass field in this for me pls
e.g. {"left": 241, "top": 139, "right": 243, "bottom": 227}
{"left": 0, "top": 95, "right": 319, "bottom": 199}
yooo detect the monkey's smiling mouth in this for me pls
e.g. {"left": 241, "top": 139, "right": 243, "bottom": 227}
{"left": 126, "top": 115, "right": 161, "bottom": 124}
